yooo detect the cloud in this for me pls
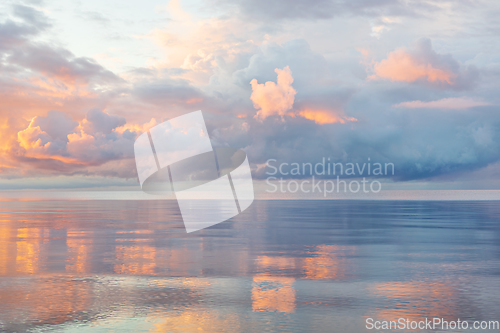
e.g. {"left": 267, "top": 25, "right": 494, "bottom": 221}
{"left": 242, "top": 105, "right": 500, "bottom": 183}
{"left": 248, "top": 63, "right": 356, "bottom": 124}
{"left": 9, "top": 44, "right": 122, "bottom": 88}
{"left": 0, "top": 4, "right": 123, "bottom": 107}
{"left": 0, "top": 4, "right": 132, "bottom": 179}
{"left": 32, "top": 110, "right": 78, "bottom": 141}
{"left": 16, "top": 109, "right": 140, "bottom": 170}
{"left": 132, "top": 78, "right": 208, "bottom": 109}
{"left": 370, "top": 39, "right": 479, "bottom": 89}
{"left": 297, "top": 109, "right": 357, "bottom": 124}
{"left": 1, "top": 2, "right": 500, "bottom": 189}
{"left": 370, "top": 16, "right": 401, "bottom": 38}
{"left": 18, "top": 111, "right": 78, "bottom": 158}
{"left": 145, "top": 0, "right": 260, "bottom": 85}
{"left": 374, "top": 49, "right": 455, "bottom": 84}
{"left": 0, "top": 5, "right": 50, "bottom": 50}
{"left": 250, "top": 66, "right": 297, "bottom": 120}
{"left": 214, "top": 0, "right": 417, "bottom": 22}
{"left": 394, "top": 97, "right": 492, "bottom": 110}
{"left": 83, "top": 108, "right": 126, "bottom": 134}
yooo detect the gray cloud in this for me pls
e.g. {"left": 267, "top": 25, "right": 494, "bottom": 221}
{"left": 85, "top": 108, "right": 126, "bottom": 134}
{"left": 133, "top": 78, "right": 206, "bottom": 105}
{"left": 8, "top": 44, "right": 122, "bottom": 85}
{"left": 0, "top": 4, "right": 122, "bottom": 89}
{"left": 32, "top": 110, "right": 78, "bottom": 142}
{"left": 0, "top": 5, "right": 49, "bottom": 49}
{"left": 16, "top": 109, "right": 137, "bottom": 173}
{"left": 211, "top": 0, "right": 447, "bottom": 22}
{"left": 205, "top": 105, "right": 500, "bottom": 182}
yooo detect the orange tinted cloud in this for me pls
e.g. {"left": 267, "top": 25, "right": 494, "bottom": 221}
{"left": 298, "top": 109, "right": 357, "bottom": 124}
{"left": 250, "top": 68, "right": 356, "bottom": 125}
{"left": 18, "top": 121, "right": 51, "bottom": 151}
{"left": 17, "top": 111, "right": 81, "bottom": 163}
{"left": 15, "top": 109, "right": 146, "bottom": 169}
{"left": 250, "top": 66, "right": 297, "bottom": 120}
{"left": 115, "top": 118, "right": 159, "bottom": 135}
{"left": 367, "top": 39, "right": 471, "bottom": 86}
{"left": 372, "top": 49, "right": 456, "bottom": 84}
{"left": 28, "top": 76, "right": 96, "bottom": 99}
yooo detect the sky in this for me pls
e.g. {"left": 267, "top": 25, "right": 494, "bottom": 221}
{"left": 1, "top": 0, "right": 500, "bottom": 190}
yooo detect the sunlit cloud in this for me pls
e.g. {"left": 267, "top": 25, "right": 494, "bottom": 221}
{"left": 368, "top": 39, "right": 478, "bottom": 89}
{"left": 250, "top": 67, "right": 356, "bottom": 124}
{"left": 372, "top": 50, "right": 455, "bottom": 84}
{"left": 16, "top": 109, "right": 146, "bottom": 169}
{"left": 0, "top": 1, "right": 500, "bottom": 187}
{"left": 297, "top": 109, "right": 357, "bottom": 124}
{"left": 250, "top": 66, "right": 297, "bottom": 120}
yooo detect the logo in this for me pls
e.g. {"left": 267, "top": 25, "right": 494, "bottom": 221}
{"left": 134, "top": 110, "right": 254, "bottom": 233}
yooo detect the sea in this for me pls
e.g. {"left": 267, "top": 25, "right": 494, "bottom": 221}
{"left": 0, "top": 198, "right": 499, "bottom": 332}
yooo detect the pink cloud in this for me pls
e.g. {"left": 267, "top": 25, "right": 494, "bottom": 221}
{"left": 368, "top": 39, "right": 477, "bottom": 89}
{"left": 393, "top": 97, "right": 491, "bottom": 109}
{"left": 373, "top": 49, "right": 456, "bottom": 84}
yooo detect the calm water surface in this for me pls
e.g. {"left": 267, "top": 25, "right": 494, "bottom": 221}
{"left": 0, "top": 200, "right": 499, "bottom": 332}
